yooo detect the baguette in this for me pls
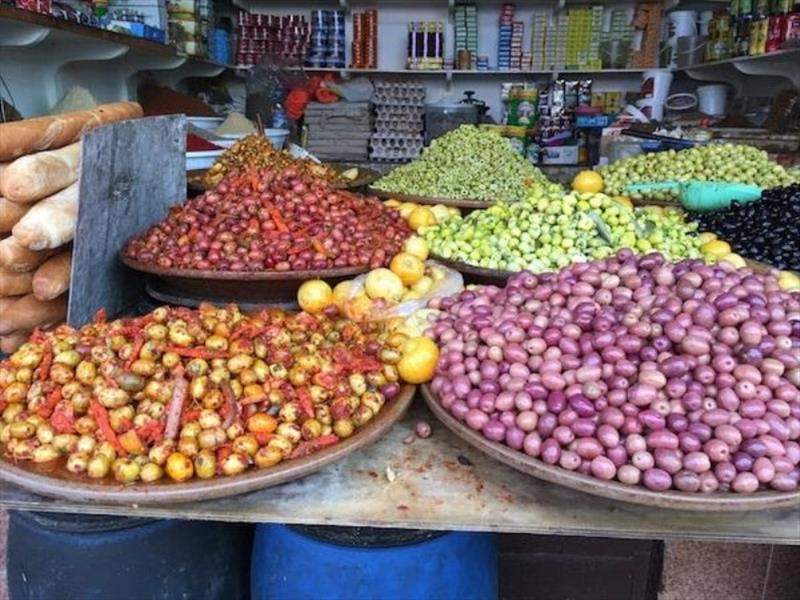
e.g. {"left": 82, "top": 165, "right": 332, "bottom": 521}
{"left": 0, "top": 101, "right": 143, "bottom": 162}
{"left": 12, "top": 182, "right": 79, "bottom": 250}
{"left": 0, "top": 293, "right": 67, "bottom": 336}
{"left": 0, "top": 332, "right": 30, "bottom": 354}
{"left": 32, "top": 249, "right": 71, "bottom": 301}
{"left": 0, "top": 236, "right": 56, "bottom": 272}
{"left": 1, "top": 142, "right": 81, "bottom": 204}
{"left": 0, "top": 197, "right": 31, "bottom": 233}
{"left": 0, "top": 268, "right": 33, "bottom": 296}
{"left": 0, "top": 296, "right": 20, "bottom": 315}
{"left": 0, "top": 162, "right": 8, "bottom": 188}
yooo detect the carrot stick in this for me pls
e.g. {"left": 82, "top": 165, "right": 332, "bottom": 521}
{"left": 89, "top": 400, "right": 127, "bottom": 456}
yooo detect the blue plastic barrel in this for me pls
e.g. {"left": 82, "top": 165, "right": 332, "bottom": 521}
{"left": 251, "top": 524, "right": 497, "bottom": 600}
{"left": 8, "top": 512, "right": 253, "bottom": 600}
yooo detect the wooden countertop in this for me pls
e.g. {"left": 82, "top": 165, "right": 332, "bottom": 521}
{"left": 1, "top": 399, "right": 798, "bottom": 545}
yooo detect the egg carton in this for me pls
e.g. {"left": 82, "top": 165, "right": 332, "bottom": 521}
{"left": 374, "top": 120, "right": 425, "bottom": 135}
{"left": 375, "top": 105, "right": 424, "bottom": 119}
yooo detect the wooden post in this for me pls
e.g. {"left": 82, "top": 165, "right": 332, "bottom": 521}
{"left": 68, "top": 115, "right": 185, "bottom": 326}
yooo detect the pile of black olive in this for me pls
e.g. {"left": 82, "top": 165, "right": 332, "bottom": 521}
{"left": 689, "top": 183, "right": 800, "bottom": 272}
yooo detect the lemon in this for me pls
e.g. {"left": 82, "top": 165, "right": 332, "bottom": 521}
{"left": 332, "top": 280, "right": 354, "bottom": 309}
{"left": 697, "top": 232, "right": 718, "bottom": 245}
{"left": 297, "top": 280, "right": 333, "bottom": 314}
{"left": 398, "top": 202, "right": 418, "bottom": 219}
{"left": 408, "top": 207, "right": 437, "bottom": 232}
{"left": 701, "top": 239, "right": 732, "bottom": 257}
{"left": 403, "top": 236, "right": 430, "bottom": 261}
{"left": 719, "top": 252, "right": 746, "bottom": 268}
{"left": 390, "top": 252, "right": 426, "bottom": 286}
{"left": 572, "top": 170, "right": 604, "bottom": 193}
{"left": 447, "top": 207, "right": 461, "bottom": 217}
{"left": 397, "top": 336, "right": 440, "bottom": 384}
{"left": 613, "top": 195, "right": 633, "bottom": 209}
{"left": 364, "top": 268, "right": 405, "bottom": 303}
{"left": 778, "top": 270, "right": 800, "bottom": 291}
{"left": 411, "top": 275, "right": 434, "bottom": 295}
{"left": 402, "top": 290, "right": 423, "bottom": 301}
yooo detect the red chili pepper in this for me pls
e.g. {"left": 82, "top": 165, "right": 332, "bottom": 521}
{"left": 289, "top": 434, "right": 339, "bottom": 459}
{"left": 164, "top": 370, "right": 188, "bottom": 440}
{"left": 93, "top": 308, "right": 108, "bottom": 324}
{"left": 50, "top": 405, "right": 75, "bottom": 434}
{"left": 36, "top": 343, "right": 53, "bottom": 380}
{"left": 296, "top": 387, "right": 315, "bottom": 419}
{"left": 89, "top": 400, "right": 127, "bottom": 456}
{"left": 166, "top": 346, "right": 228, "bottom": 359}
{"left": 179, "top": 409, "right": 200, "bottom": 426}
{"left": 264, "top": 201, "right": 289, "bottom": 233}
{"left": 36, "top": 388, "right": 61, "bottom": 419}
{"left": 220, "top": 381, "right": 238, "bottom": 428}
{"left": 216, "top": 444, "right": 233, "bottom": 471}
{"left": 312, "top": 372, "right": 339, "bottom": 390}
{"left": 30, "top": 329, "right": 47, "bottom": 343}
{"left": 136, "top": 420, "right": 165, "bottom": 444}
{"left": 125, "top": 334, "right": 145, "bottom": 370}
{"left": 312, "top": 238, "right": 332, "bottom": 258}
{"left": 240, "top": 395, "right": 267, "bottom": 406}
{"left": 254, "top": 432, "right": 276, "bottom": 445}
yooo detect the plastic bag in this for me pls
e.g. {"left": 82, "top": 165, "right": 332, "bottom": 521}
{"left": 341, "top": 261, "right": 463, "bottom": 323}
{"left": 325, "top": 77, "right": 374, "bottom": 103}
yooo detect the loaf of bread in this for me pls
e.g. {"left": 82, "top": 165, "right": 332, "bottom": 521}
{"left": 12, "top": 182, "right": 79, "bottom": 250}
{"left": 32, "top": 249, "right": 71, "bottom": 301}
{"left": 0, "top": 101, "right": 143, "bottom": 162}
{"left": 0, "top": 142, "right": 81, "bottom": 204}
{"left": 0, "top": 198, "right": 31, "bottom": 234}
{"left": 0, "top": 236, "right": 56, "bottom": 272}
{"left": 0, "top": 332, "right": 30, "bottom": 354}
{"left": 0, "top": 293, "right": 67, "bottom": 336}
{"left": 0, "top": 268, "right": 33, "bottom": 296}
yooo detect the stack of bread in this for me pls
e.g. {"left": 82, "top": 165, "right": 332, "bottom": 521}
{"left": 0, "top": 102, "right": 143, "bottom": 353}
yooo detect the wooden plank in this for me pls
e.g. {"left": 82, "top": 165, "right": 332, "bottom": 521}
{"left": 69, "top": 116, "right": 185, "bottom": 326}
{"left": 0, "top": 401, "right": 798, "bottom": 545}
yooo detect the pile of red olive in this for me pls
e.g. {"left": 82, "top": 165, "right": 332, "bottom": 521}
{"left": 428, "top": 251, "right": 800, "bottom": 494}
{"left": 124, "top": 167, "right": 412, "bottom": 272}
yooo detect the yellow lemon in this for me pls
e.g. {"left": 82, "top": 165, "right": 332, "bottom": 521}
{"left": 364, "top": 268, "right": 405, "bottom": 302}
{"left": 614, "top": 195, "right": 633, "bottom": 209}
{"left": 397, "top": 336, "right": 440, "bottom": 384}
{"left": 778, "top": 271, "right": 800, "bottom": 291}
{"left": 408, "top": 206, "right": 437, "bottom": 232}
{"left": 719, "top": 252, "right": 746, "bottom": 268}
{"left": 697, "top": 232, "right": 718, "bottom": 244}
{"left": 411, "top": 275, "right": 434, "bottom": 295}
{"left": 404, "top": 235, "right": 430, "bottom": 261}
{"left": 332, "top": 280, "right": 354, "bottom": 309}
{"left": 701, "top": 239, "right": 732, "bottom": 257}
{"left": 402, "top": 290, "right": 423, "bottom": 301}
{"left": 297, "top": 280, "right": 333, "bottom": 314}
{"left": 447, "top": 207, "right": 461, "bottom": 217}
{"left": 572, "top": 170, "right": 604, "bottom": 193}
{"left": 390, "top": 252, "right": 426, "bottom": 286}
{"left": 398, "top": 202, "right": 418, "bottom": 219}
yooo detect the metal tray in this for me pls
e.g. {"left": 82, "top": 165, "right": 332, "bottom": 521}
{"left": 0, "top": 386, "right": 415, "bottom": 505}
{"left": 421, "top": 385, "right": 800, "bottom": 512}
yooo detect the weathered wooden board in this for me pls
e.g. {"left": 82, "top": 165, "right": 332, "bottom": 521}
{"left": 69, "top": 116, "right": 185, "bottom": 326}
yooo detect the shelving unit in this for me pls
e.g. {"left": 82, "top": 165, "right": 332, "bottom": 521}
{"left": 0, "top": 6, "right": 237, "bottom": 116}
{"left": 676, "top": 47, "right": 800, "bottom": 93}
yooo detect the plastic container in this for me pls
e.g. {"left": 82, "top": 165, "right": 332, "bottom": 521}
{"left": 7, "top": 512, "right": 253, "bottom": 600}
{"left": 424, "top": 99, "right": 479, "bottom": 143}
{"left": 251, "top": 524, "right": 498, "bottom": 600}
{"left": 187, "top": 116, "right": 224, "bottom": 131}
{"left": 186, "top": 149, "right": 224, "bottom": 170}
{"left": 676, "top": 35, "right": 708, "bottom": 68}
{"left": 697, "top": 84, "right": 728, "bottom": 117}
{"left": 668, "top": 11, "right": 698, "bottom": 37}
{"left": 264, "top": 128, "right": 290, "bottom": 149}
{"left": 637, "top": 69, "right": 673, "bottom": 122}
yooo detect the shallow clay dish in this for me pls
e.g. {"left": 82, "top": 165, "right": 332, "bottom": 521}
{"left": 121, "top": 254, "right": 368, "bottom": 304}
{"left": 421, "top": 385, "right": 800, "bottom": 512}
{"left": 0, "top": 386, "right": 416, "bottom": 505}
{"left": 431, "top": 255, "right": 515, "bottom": 287}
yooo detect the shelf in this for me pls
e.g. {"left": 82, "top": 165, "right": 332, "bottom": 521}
{"left": 292, "top": 66, "right": 649, "bottom": 82}
{"left": 677, "top": 47, "right": 800, "bottom": 91}
{"left": 1, "top": 401, "right": 798, "bottom": 544}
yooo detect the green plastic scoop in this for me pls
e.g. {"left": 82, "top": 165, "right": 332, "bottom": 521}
{"left": 625, "top": 181, "right": 762, "bottom": 212}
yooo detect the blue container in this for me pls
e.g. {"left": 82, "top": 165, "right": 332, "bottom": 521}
{"left": 8, "top": 512, "right": 252, "bottom": 600}
{"left": 252, "top": 525, "right": 497, "bottom": 600}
